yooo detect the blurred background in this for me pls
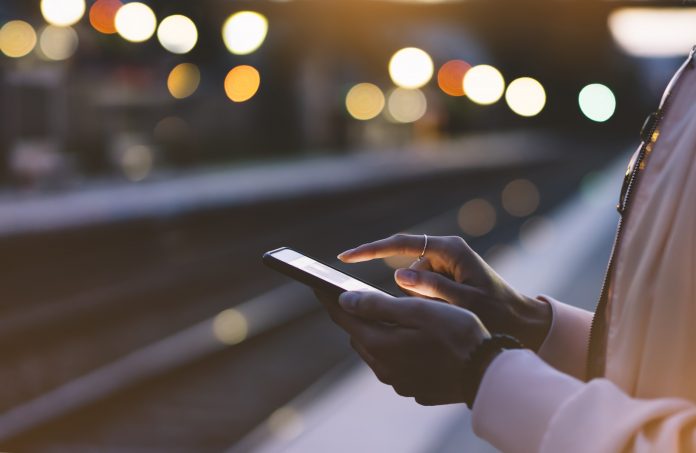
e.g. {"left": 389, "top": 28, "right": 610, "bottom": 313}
{"left": 0, "top": 0, "right": 694, "bottom": 451}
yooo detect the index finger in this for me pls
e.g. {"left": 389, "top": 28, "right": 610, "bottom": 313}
{"left": 338, "top": 234, "right": 444, "bottom": 263}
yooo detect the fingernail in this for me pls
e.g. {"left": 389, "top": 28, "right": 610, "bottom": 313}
{"left": 395, "top": 269, "right": 418, "bottom": 286}
{"left": 337, "top": 249, "right": 353, "bottom": 260}
{"left": 339, "top": 292, "right": 359, "bottom": 312}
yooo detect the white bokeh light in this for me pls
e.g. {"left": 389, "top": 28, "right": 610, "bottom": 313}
{"left": 157, "top": 15, "right": 198, "bottom": 54}
{"left": 388, "top": 47, "right": 434, "bottom": 89}
{"left": 579, "top": 84, "right": 616, "bottom": 122}
{"left": 386, "top": 88, "right": 427, "bottom": 123}
{"left": 463, "top": 65, "right": 505, "bottom": 105}
{"left": 39, "top": 25, "right": 79, "bottom": 61}
{"left": 222, "top": 11, "right": 268, "bottom": 55}
{"left": 505, "top": 77, "right": 546, "bottom": 117}
{"left": 115, "top": 2, "right": 157, "bottom": 43}
{"left": 41, "top": 0, "right": 86, "bottom": 27}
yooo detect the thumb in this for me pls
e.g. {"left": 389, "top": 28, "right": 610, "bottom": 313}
{"left": 338, "top": 292, "right": 422, "bottom": 327}
{"left": 394, "top": 268, "right": 468, "bottom": 302}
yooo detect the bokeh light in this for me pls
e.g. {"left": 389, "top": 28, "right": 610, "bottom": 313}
{"left": 157, "top": 15, "right": 198, "bottom": 54}
{"left": 386, "top": 88, "right": 427, "bottom": 123}
{"left": 213, "top": 309, "right": 249, "bottom": 345}
{"left": 463, "top": 65, "right": 505, "bottom": 105}
{"left": 115, "top": 2, "right": 157, "bottom": 43}
{"left": 388, "top": 47, "right": 434, "bottom": 89}
{"left": 579, "top": 84, "right": 616, "bottom": 122}
{"left": 121, "top": 144, "right": 153, "bottom": 182}
{"left": 41, "top": 0, "right": 86, "bottom": 27}
{"left": 268, "top": 407, "right": 304, "bottom": 441}
{"left": 0, "top": 21, "right": 37, "bottom": 58}
{"left": 224, "top": 65, "right": 261, "bottom": 103}
{"left": 39, "top": 26, "right": 79, "bottom": 61}
{"left": 89, "top": 0, "right": 122, "bottom": 34}
{"left": 458, "top": 199, "right": 496, "bottom": 237}
{"left": 609, "top": 8, "right": 696, "bottom": 58}
{"left": 345, "top": 83, "right": 385, "bottom": 121}
{"left": 437, "top": 60, "right": 471, "bottom": 97}
{"left": 222, "top": 11, "right": 268, "bottom": 55}
{"left": 505, "top": 77, "right": 546, "bottom": 117}
{"left": 167, "top": 63, "right": 201, "bottom": 99}
{"left": 502, "top": 179, "right": 540, "bottom": 217}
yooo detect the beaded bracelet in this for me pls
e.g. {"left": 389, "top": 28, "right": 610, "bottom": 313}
{"left": 463, "top": 334, "right": 524, "bottom": 408}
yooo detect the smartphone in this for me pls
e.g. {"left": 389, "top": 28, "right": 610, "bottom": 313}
{"left": 263, "top": 247, "right": 394, "bottom": 297}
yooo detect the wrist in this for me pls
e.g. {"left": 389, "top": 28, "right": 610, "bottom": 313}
{"left": 463, "top": 334, "right": 524, "bottom": 408}
{"left": 513, "top": 295, "right": 552, "bottom": 352}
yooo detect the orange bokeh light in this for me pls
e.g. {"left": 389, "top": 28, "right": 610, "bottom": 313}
{"left": 224, "top": 65, "right": 261, "bottom": 103}
{"left": 437, "top": 60, "right": 471, "bottom": 97}
{"left": 89, "top": 0, "right": 122, "bottom": 35}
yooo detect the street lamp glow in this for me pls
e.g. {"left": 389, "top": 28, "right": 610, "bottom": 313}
{"left": 505, "top": 77, "right": 546, "bottom": 117}
{"left": 115, "top": 2, "right": 157, "bottom": 43}
{"left": 167, "top": 63, "right": 201, "bottom": 99}
{"left": 579, "top": 84, "right": 616, "bottom": 122}
{"left": 388, "top": 47, "right": 434, "bottom": 89}
{"left": 222, "top": 11, "right": 268, "bottom": 55}
{"left": 40, "top": 0, "right": 86, "bottom": 27}
{"left": 157, "top": 15, "right": 198, "bottom": 54}
{"left": 463, "top": 65, "right": 505, "bottom": 105}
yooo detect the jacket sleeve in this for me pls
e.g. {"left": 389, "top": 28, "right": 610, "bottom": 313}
{"left": 535, "top": 296, "right": 593, "bottom": 380}
{"left": 471, "top": 350, "right": 696, "bottom": 453}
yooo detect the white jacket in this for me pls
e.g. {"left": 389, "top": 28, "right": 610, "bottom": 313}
{"left": 472, "top": 47, "right": 696, "bottom": 453}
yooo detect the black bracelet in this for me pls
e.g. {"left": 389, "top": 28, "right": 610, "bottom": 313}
{"left": 463, "top": 334, "right": 524, "bottom": 408}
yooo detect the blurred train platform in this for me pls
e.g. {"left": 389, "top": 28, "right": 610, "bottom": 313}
{"left": 0, "top": 132, "right": 626, "bottom": 451}
{"left": 231, "top": 154, "right": 625, "bottom": 453}
{"left": 0, "top": 131, "right": 556, "bottom": 237}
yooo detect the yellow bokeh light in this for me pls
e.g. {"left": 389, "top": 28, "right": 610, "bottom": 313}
{"left": 157, "top": 15, "right": 198, "bottom": 55}
{"left": 41, "top": 0, "right": 86, "bottom": 27}
{"left": 345, "top": 83, "right": 385, "bottom": 121}
{"left": 115, "top": 2, "right": 157, "bottom": 43}
{"left": 505, "top": 77, "right": 546, "bottom": 117}
{"left": 222, "top": 11, "right": 268, "bottom": 55}
{"left": 578, "top": 83, "right": 616, "bottom": 123}
{"left": 458, "top": 199, "right": 497, "bottom": 237}
{"left": 463, "top": 65, "right": 505, "bottom": 105}
{"left": 388, "top": 47, "right": 434, "bottom": 89}
{"left": 224, "top": 65, "right": 261, "bottom": 103}
{"left": 0, "top": 21, "right": 37, "bottom": 58}
{"left": 167, "top": 63, "right": 201, "bottom": 99}
{"left": 39, "top": 25, "right": 79, "bottom": 61}
{"left": 213, "top": 309, "right": 249, "bottom": 345}
{"left": 502, "top": 179, "right": 540, "bottom": 217}
{"left": 386, "top": 88, "right": 427, "bottom": 123}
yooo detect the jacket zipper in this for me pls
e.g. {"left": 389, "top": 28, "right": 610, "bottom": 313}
{"left": 585, "top": 45, "right": 696, "bottom": 380}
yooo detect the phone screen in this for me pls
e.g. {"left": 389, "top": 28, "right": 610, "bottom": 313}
{"left": 269, "top": 248, "right": 390, "bottom": 295}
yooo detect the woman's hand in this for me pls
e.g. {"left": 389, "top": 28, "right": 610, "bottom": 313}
{"left": 338, "top": 234, "right": 551, "bottom": 351}
{"left": 316, "top": 290, "right": 490, "bottom": 405}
